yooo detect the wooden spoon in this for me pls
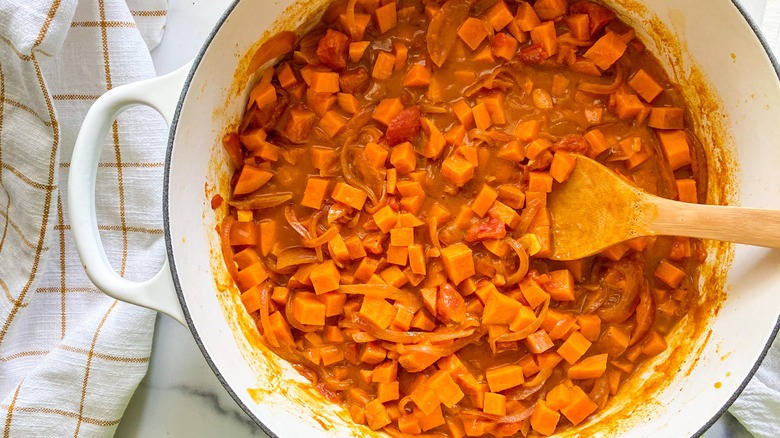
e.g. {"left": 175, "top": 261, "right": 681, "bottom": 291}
{"left": 547, "top": 155, "right": 780, "bottom": 261}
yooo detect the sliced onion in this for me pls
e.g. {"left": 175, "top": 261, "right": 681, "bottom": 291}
{"left": 285, "top": 291, "right": 320, "bottom": 332}
{"left": 428, "top": 217, "right": 442, "bottom": 252}
{"left": 427, "top": 0, "right": 471, "bottom": 67}
{"left": 504, "top": 238, "right": 530, "bottom": 285}
{"left": 258, "top": 283, "right": 278, "bottom": 348}
{"left": 351, "top": 313, "right": 476, "bottom": 344}
{"left": 494, "top": 297, "right": 550, "bottom": 342}
{"left": 396, "top": 331, "right": 484, "bottom": 357}
{"left": 578, "top": 65, "right": 625, "bottom": 94}
{"left": 302, "top": 225, "right": 339, "bottom": 248}
{"left": 339, "top": 284, "right": 421, "bottom": 306}
{"left": 629, "top": 280, "right": 654, "bottom": 346}
{"left": 276, "top": 247, "right": 318, "bottom": 270}
{"left": 228, "top": 192, "right": 293, "bottom": 210}
{"left": 285, "top": 204, "right": 312, "bottom": 238}
{"left": 218, "top": 216, "right": 240, "bottom": 282}
{"left": 516, "top": 198, "right": 543, "bottom": 235}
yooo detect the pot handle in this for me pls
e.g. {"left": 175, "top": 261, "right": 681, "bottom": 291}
{"left": 68, "top": 63, "right": 192, "bottom": 326}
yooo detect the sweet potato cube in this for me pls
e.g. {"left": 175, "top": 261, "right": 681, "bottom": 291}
{"left": 458, "top": 17, "right": 489, "bottom": 50}
{"left": 657, "top": 130, "right": 691, "bottom": 170}
{"left": 526, "top": 329, "right": 554, "bottom": 354}
{"left": 390, "top": 227, "right": 415, "bottom": 247}
{"left": 482, "top": 290, "right": 522, "bottom": 325}
{"left": 560, "top": 386, "right": 598, "bottom": 426}
{"left": 386, "top": 245, "right": 408, "bottom": 265}
{"left": 534, "top": 0, "right": 568, "bottom": 21}
{"left": 337, "top": 93, "right": 360, "bottom": 115}
{"left": 373, "top": 205, "right": 398, "bottom": 233}
{"left": 549, "top": 151, "right": 577, "bottom": 183}
{"left": 472, "top": 184, "right": 498, "bottom": 217}
{"left": 487, "top": 1, "right": 514, "bottom": 31}
{"left": 332, "top": 182, "right": 368, "bottom": 210}
{"left": 515, "top": 119, "right": 540, "bottom": 141}
{"left": 403, "top": 64, "right": 431, "bottom": 87}
{"left": 349, "top": 41, "right": 370, "bottom": 62}
{"left": 360, "top": 297, "right": 397, "bottom": 329}
{"left": 648, "top": 107, "right": 684, "bottom": 130}
{"left": 525, "top": 138, "right": 551, "bottom": 160}
{"left": 614, "top": 93, "right": 644, "bottom": 120}
{"left": 237, "top": 262, "right": 268, "bottom": 291}
{"left": 372, "top": 98, "right": 404, "bottom": 126}
{"left": 487, "top": 201, "right": 520, "bottom": 229}
{"left": 354, "top": 257, "right": 380, "bottom": 282}
{"left": 408, "top": 244, "right": 427, "bottom": 275}
{"left": 390, "top": 141, "right": 417, "bottom": 174}
{"left": 306, "top": 90, "right": 337, "bottom": 117}
{"left": 483, "top": 392, "right": 506, "bottom": 416}
{"left": 477, "top": 94, "right": 507, "bottom": 125}
{"left": 300, "top": 178, "right": 330, "bottom": 210}
{"left": 428, "top": 370, "right": 465, "bottom": 407}
{"left": 531, "top": 400, "right": 560, "bottom": 436}
{"left": 364, "top": 142, "right": 389, "bottom": 168}
{"left": 293, "top": 292, "right": 327, "bottom": 325}
{"left": 497, "top": 141, "right": 524, "bottom": 163}
{"left": 509, "top": 305, "right": 537, "bottom": 332}
{"left": 566, "top": 14, "right": 590, "bottom": 40}
{"left": 584, "top": 31, "right": 627, "bottom": 70}
{"left": 628, "top": 69, "right": 663, "bottom": 102}
{"left": 364, "top": 399, "right": 392, "bottom": 430}
{"left": 472, "top": 102, "right": 492, "bottom": 130}
{"left": 441, "top": 155, "right": 475, "bottom": 187}
{"left": 380, "top": 265, "right": 408, "bottom": 288}
{"left": 372, "top": 51, "right": 396, "bottom": 80}
{"left": 486, "top": 364, "right": 524, "bottom": 392}
{"left": 440, "top": 243, "right": 475, "bottom": 285}
{"left": 375, "top": 2, "right": 397, "bottom": 34}
{"left": 328, "top": 234, "right": 351, "bottom": 263}
{"left": 310, "top": 71, "right": 340, "bottom": 93}
{"left": 319, "top": 110, "right": 348, "bottom": 137}
{"left": 393, "top": 41, "right": 408, "bottom": 71}
{"left": 530, "top": 21, "right": 557, "bottom": 58}
{"left": 567, "top": 354, "right": 608, "bottom": 380}
{"left": 528, "top": 172, "right": 553, "bottom": 193}
{"left": 547, "top": 269, "right": 575, "bottom": 301}
{"left": 584, "top": 129, "right": 610, "bottom": 157}
{"left": 319, "top": 292, "right": 347, "bottom": 317}
{"left": 676, "top": 179, "right": 698, "bottom": 203}
{"left": 545, "top": 383, "right": 572, "bottom": 411}
{"left": 558, "top": 331, "right": 593, "bottom": 365}
{"left": 268, "top": 310, "right": 295, "bottom": 347}
{"left": 492, "top": 33, "right": 519, "bottom": 60}
{"left": 310, "top": 260, "right": 341, "bottom": 294}
{"left": 655, "top": 260, "right": 685, "bottom": 288}
{"left": 233, "top": 166, "right": 273, "bottom": 196}
{"left": 453, "top": 100, "right": 475, "bottom": 129}
{"left": 516, "top": 2, "right": 541, "bottom": 32}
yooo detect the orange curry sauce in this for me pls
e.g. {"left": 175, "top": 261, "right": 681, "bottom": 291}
{"left": 216, "top": 0, "right": 707, "bottom": 436}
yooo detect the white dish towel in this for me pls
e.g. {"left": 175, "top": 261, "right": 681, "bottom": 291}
{"left": 0, "top": 0, "right": 167, "bottom": 436}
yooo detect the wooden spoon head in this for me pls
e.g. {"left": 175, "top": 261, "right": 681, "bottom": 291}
{"left": 547, "top": 155, "right": 653, "bottom": 260}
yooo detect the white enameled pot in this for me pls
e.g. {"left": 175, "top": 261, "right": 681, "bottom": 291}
{"left": 69, "top": 0, "right": 780, "bottom": 436}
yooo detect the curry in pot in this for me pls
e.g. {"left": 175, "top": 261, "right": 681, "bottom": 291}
{"left": 215, "top": 0, "right": 707, "bottom": 435}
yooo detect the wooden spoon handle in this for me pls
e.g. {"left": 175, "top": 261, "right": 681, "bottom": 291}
{"left": 649, "top": 199, "right": 780, "bottom": 248}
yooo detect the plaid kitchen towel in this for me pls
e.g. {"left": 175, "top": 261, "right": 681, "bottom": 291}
{"left": 0, "top": 0, "right": 168, "bottom": 436}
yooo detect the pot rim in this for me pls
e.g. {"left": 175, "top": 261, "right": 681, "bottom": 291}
{"left": 161, "top": 0, "right": 780, "bottom": 436}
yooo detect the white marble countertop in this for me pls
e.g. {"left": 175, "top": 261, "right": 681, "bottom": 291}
{"left": 115, "top": 0, "right": 768, "bottom": 436}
